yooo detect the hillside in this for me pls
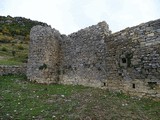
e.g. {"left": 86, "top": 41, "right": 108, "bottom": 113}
{"left": 0, "top": 15, "right": 48, "bottom": 43}
{"left": 0, "top": 15, "right": 48, "bottom": 65}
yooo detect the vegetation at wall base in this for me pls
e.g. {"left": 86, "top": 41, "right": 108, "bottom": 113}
{"left": 0, "top": 75, "right": 160, "bottom": 119}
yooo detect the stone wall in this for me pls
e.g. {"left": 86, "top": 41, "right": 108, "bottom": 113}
{"left": 27, "top": 18, "right": 160, "bottom": 98}
{"left": 0, "top": 65, "right": 26, "bottom": 75}
{"left": 59, "top": 21, "right": 111, "bottom": 87}
{"left": 105, "top": 19, "right": 160, "bottom": 98}
{"left": 27, "top": 25, "right": 62, "bottom": 84}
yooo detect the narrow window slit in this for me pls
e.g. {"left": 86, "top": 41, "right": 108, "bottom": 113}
{"left": 132, "top": 83, "right": 135, "bottom": 88}
{"left": 122, "top": 58, "right": 127, "bottom": 63}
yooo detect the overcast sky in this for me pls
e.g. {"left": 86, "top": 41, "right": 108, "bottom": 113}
{"left": 0, "top": 0, "right": 160, "bottom": 34}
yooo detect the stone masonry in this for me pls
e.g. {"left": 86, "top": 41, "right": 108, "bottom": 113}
{"left": 59, "top": 22, "right": 111, "bottom": 87}
{"left": 27, "top": 26, "right": 61, "bottom": 84}
{"left": 0, "top": 65, "right": 26, "bottom": 75}
{"left": 27, "top": 19, "right": 160, "bottom": 98}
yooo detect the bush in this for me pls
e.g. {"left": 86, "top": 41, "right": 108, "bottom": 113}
{"left": 12, "top": 50, "right": 16, "bottom": 56}
{"left": 0, "top": 35, "right": 14, "bottom": 43}
{"left": 17, "top": 45, "right": 24, "bottom": 50}
{"left": 1, "top": 47, "right": 7, "bottom": 51}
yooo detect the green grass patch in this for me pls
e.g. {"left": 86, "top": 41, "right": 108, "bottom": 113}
{"left": 0, "top": 75, "right": 160, "bottom": 119}
{"left": 0, "top": 43, "right": 28, "bottom": 65}
{"left": 0, "top": 59, "right": 23, "bottom": 65}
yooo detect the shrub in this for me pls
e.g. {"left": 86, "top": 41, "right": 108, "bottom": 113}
{"left": 17, "top": 45, "right": 24, "bottom": 50}
{"left": 11, "top": 43, "right": 15, "bottom": 46}
{"left": 0, "top": 35, "right": 14, "bottom": 43}
{"left": 1, "top": 47, "right": 7, "bottom": 51}
{"left": 12, "top": 50, "right": 16, "bottom": 56}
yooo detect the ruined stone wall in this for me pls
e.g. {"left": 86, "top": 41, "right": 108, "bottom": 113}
{"left": 105, "top": 19, "right": 160, "bottom": 98}
{"left": 0, "top": 65, "right": 26, "bottom": 75}
{"left": 59, "top": 22, "right": 111, "bottom": 87}
{"left": 27, "top": 19, "right": 160, "bottom": 98}
{"left": 27, "top": 26, "right": 61, "bottom": 84}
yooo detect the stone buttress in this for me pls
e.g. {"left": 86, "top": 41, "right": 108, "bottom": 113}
{"left": 27, "top": 25, "right": 61, "bottom": 84}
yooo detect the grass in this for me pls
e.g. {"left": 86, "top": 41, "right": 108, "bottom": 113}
{"left": 0, "top": 59, "right": 23, "bottom": 65}
{"left": 0, "top": 75, "right": 160, "bottom": 120}
{"left": 0, "top": 43, "right": 28, "bottom": 65}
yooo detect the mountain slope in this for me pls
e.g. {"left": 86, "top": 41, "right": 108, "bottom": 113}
{"left": 0, "top": 15, "right": 48, "bottom": 65}
{"left": 0, "top": 15, "right": 48, "bottom": 42}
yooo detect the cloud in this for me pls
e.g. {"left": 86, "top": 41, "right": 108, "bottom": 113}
{"left": 105, "top": 0, "right": 160, "bottom": 32}
{"left": 77, "top": 0, "right": 160, "bottom": 32}
{"left": 0, "top": 0, "right": 79, "bottom": 34}
{"left": 0, "top": 0, "right": 160, "bottom": 34}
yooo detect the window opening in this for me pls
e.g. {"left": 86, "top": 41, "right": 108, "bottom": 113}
{"left": 132, "top": 83, "right": 135, "bottom": 88}
{"left": 122, "top": 58, "right": 127, "bottom": 63}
